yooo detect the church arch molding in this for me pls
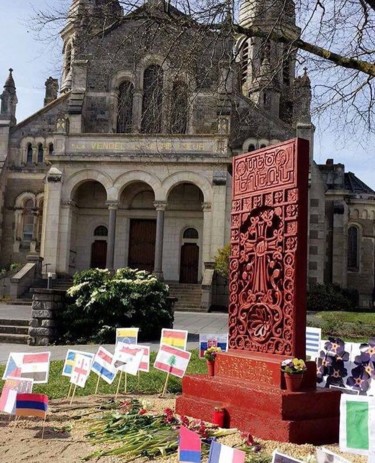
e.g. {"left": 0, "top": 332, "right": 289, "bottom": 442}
{"left": 162, "top": 172, "right": 212, "bottom": 203}
{"left": 114, "top": 171, "right": 161, "bottom": 201}
{"left": 64, "top": 170, "right": 113, "bottom": 201}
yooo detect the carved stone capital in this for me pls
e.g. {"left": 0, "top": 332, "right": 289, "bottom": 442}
{"left": 202, "top": 202, "right": 211, "bottom": 212}
{"left": 154, "top": 201, "right": 167, "bottom": 211}
{"left": 61, "top": 200, "right": 77, "bottom": 208}
{"left": 106, "top": 200, "right": 119, "bottom": 210}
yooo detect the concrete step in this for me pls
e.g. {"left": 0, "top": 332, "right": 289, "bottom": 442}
{"left": 6, "top": 299, "right": 32, "bottom": 306}
{"left": 0, "top": 319, "right": 29, "bottom": 326}
{"left": 0, "top": 333, "right": 29, "bottom": 344}
{"left": 0, "top": 325, "right": 29, "bottom": 335}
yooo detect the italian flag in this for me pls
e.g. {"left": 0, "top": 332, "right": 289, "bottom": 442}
{"left": 339, "top": 394, "right": 375, "bottom": 461}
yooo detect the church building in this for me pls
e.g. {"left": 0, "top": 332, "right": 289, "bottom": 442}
{"left": 0, "top": 0, "right": 374, "bottom": 309}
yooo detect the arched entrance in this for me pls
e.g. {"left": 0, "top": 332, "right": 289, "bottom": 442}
{"left": 90, "top": 226, "right": 108, "bottom": 269}
{"left": 180, "top": 228, "right": 199, "bottom": 283}
{"left": 120, "top": 182, "right": 156, "bottom": 273}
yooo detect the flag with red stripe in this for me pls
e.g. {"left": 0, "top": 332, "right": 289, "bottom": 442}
{"left": 2, "top": 352, "right": 51, "bottom": 384}
{"left": 15, "top": 393, "right": 48, "bottom": 419}
{"left": 114, "top": 343, "right": 144, "bottom": 375}
{"left": 0, "top": 377, "right": 33, "bottom": 415}
{"left": 91, "top": 347, "right": 117, "bottom": 384}
{"left": 160, "top": 329, "right": 188, "bottom": 350}
{"left": 154, "top": 344, "right": 191, "bottom": 378}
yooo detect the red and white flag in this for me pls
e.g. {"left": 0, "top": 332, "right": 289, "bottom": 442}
{"left": 91, "top": 347, "right": 117, "bottom": 384}
{"left": 3, "top": 352, "right": 51, "bottom": 384}
{"left": 0, "top": 377, "right": 33, "bottom": 415}
{"left": 116, "top": 342, "right": 150, "bottom": 372}
{"left": 154, "top": 344, "right": 191, "bottom": 378}
{"left": 70, "top": 353, "right": 91, "bottom": 388}
{"left": 114, "top": 344, "right": 144, "bottom": 375}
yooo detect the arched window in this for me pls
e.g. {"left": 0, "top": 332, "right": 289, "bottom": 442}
{"left": 37, "top": 143, "right": 44, "bottom": 163}
{"left": 171, "top": 82, "right": 188, "bottom": 134}
{"left": 48, "top": 143, "right": 54, "bottom": 155}
{"left": 117, "top": 81, "right": 134, "bottom": 133}
{"left": 22, "top": 199, "right": 34, "bottom": 242}
{"left": 65, "top": 43, "right": 72, "bottom": 76}
{"left": 241, "top": 40, "right": 249, "bottom": 86}
{"left": 348, "top": 226, "right": 359, "bottom": 271}
{"left": 248, "top": 144, "right": 256, "bottom": 152}
{"left": 26, "top": 143, "right": 33, "bottom": 164}
{"left": 141, "top": 65, "right": 163, "bottom": 133}
{"left": 183, "top": 228, "right": 198, "bottom": 239}
{"left": 94, "top": 226, "right": 108, "bottom": 237}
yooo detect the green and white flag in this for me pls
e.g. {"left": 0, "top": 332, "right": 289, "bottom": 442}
{"left": 339, "top": 394, "right": 375, "bottom": 461}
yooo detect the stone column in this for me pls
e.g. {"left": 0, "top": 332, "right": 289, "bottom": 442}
{"left": 106, "top": 201, "right": 119, "bottom": 270}
{"left": 153, "top": 201, "right": 167, "bottom": 279}
{"left": 201, "top": 201, "right": 212, "bottom": 265}
{"left": 133, "top": 90, "right": 142, "bottom": 133}
{"left": 40, "top": 167, "right": 63, "bottom": 276}
{"left": 13, "top": 208, "right": 22, "bottom": 252}
{"left": 57, "top": 200, "right": 76, "bottom": 275}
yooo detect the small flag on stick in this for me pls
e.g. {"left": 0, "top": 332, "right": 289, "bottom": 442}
{"left": 3, "top": 352, "right": 51, "bottom": 384}
{"left": 15, "top": 393, "right": 48, "bottom": 419}
{"left": 62, "top": 350, "right": 94, "bottom": 377}
{"left": 339, "top": 394, "right": 375, "bottom": 457}
{"left": 208, "top": 440, "right": 245, "bottom": 463}
{"left": 91, "top": 347, "right": 117, "bottom": 385}
{"left": 160, "top": 329, "right": 188, "bottom": 350}
{"left": 0, "top": 377, "right": 33, "bottom": 415}
{"left": 116, "top": 327, "right": 139, "bottom": 345}
{"left": 154, "top": 345, "right": 191, "bottom": 378}
{"left": 178, "top": 426, "right": 201, "bottom": 463}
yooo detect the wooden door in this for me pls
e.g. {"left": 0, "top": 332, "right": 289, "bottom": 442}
{"left": 91, "top": 240, "right": 107, "bottom": 268}
{"left": 128, "top": 219, "right": 156, "bottom": 273}
{"left": 180, "top": 243, "right": 199, "bottom": 283}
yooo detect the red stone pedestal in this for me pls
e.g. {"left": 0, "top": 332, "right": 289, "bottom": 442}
{"left": 176, "top": 351, "right": 341, "bottom": 445}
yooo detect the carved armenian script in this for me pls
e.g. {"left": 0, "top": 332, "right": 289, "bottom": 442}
{"left": 229, "top": 139, "right": 309, "bottom": 356}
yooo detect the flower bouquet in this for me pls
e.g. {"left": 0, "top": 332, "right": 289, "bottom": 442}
{"left": 281, "top": 358, "right": 307, "bottom": 374}
{"left": 204, "top": 346, "right": 222, "bottom": 376}
{"left": 204, "top": 346, "right": 222, "bottom": 362}
{"left": 281, "top": 358, "right": 306, "bottom": 391}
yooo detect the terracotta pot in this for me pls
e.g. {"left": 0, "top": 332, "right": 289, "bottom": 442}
{"left": 212, "top": 409, "right": 225, "bottom": 427}
{"left": 207, "top": 360, "right": 215, "bottom": 376}
{"left": 284, "top": 373, "right": 304, "bottom": 392}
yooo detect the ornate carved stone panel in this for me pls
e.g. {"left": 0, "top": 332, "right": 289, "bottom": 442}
{"left": 229, "top": 139, "right": 309, "bottom": 357}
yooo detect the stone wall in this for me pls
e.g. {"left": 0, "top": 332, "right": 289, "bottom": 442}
{"left": 28, "top": 289, "right": 65, "bottom": 346}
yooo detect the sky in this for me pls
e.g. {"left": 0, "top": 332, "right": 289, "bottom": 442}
{"left": 1, "top": 0, "right": 374, "bottom": 190}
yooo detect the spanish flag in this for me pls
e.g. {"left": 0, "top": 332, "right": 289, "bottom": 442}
{"left": 15, "top": 393, "right": 48, "bottom": 419}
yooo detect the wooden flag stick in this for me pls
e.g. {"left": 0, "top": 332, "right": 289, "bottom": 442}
{"left": 124, "top": 372, "right": 128, "bottom": 394}
{"left": 137, "top": 370, "right": 140, "bottom": 389}
{"left": 115, "top": 371, "right": 123, "bottom": 399}
{"left": 41, "top": 417, "right": 47, "bottom": 439}
{"left": 161, "top": 371, "right": 170, "bottom": 397}
{"left": 94, "top": 375, "right": 100, "bottom": 395}
{"left": 70, "top": 385, "right": 77, "bottom": 405}
{"left": 67, "top": 383, "right": 73, "bottom": 399}
{"left": 12, "top": 416, "right": 20, "bottom": 433}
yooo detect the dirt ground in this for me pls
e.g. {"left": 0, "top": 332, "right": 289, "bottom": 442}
{"left": 0, "top": 395, "right": 367, "bottom": 463}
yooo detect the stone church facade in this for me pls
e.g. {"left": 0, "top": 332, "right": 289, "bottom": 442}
{"left": 0, "top": 0, "right": 374, "bottom": 308}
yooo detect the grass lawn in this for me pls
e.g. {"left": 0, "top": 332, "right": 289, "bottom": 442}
{"left": 0, "top": 349, "right": 207, "bottom": 398}
{"left": 307, "top": 311, "right": 374, "bottom": 341}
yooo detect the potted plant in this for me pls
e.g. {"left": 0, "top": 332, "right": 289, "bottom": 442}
{"left": 281, "top": 358, "right": 307, "bottom": 391}
{"left": 204, "top": 346, "right": 222, "bottom": 376}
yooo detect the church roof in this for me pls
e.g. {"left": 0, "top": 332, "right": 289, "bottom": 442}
{"left": 344, "top": 172, "right": 375, "bottom": 195}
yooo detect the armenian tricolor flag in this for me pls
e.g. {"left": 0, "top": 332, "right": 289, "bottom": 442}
{"left": 160, "top": 329, "right": 188, "bottom": 350}
{"left": 15, "top": 393, "right": 48, "bottom": 419}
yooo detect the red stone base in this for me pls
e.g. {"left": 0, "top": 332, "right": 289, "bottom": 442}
{"left": 176, "top": 351, "right": 341, "bottom": 445}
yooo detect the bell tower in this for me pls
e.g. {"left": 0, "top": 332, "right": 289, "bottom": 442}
{"left": 238, "top": 0, "right": 300, "bottom": 122}
{"left": 60, "top": 0, "right": 122, "bottom": 93}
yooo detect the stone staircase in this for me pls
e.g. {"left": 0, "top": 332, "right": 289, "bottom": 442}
{"left": 0, "top": 318, "right": 29, "bottom": 344}
{"left": 167, "top": 282, "right": 202, "bottom": 311}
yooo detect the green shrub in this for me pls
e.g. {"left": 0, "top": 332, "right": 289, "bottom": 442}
{"left": 57, "top": 268, "right": 174, "bottom": 344}
{"left": 214, "top": 243, "right": 230, "bottom": 279}
{"left": 307, "top": 283, "right": 358, "bottom": 312}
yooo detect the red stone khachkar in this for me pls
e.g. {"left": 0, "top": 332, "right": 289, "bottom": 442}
{"left": 176, "top": 139, "right": 341, "bottom": 445}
